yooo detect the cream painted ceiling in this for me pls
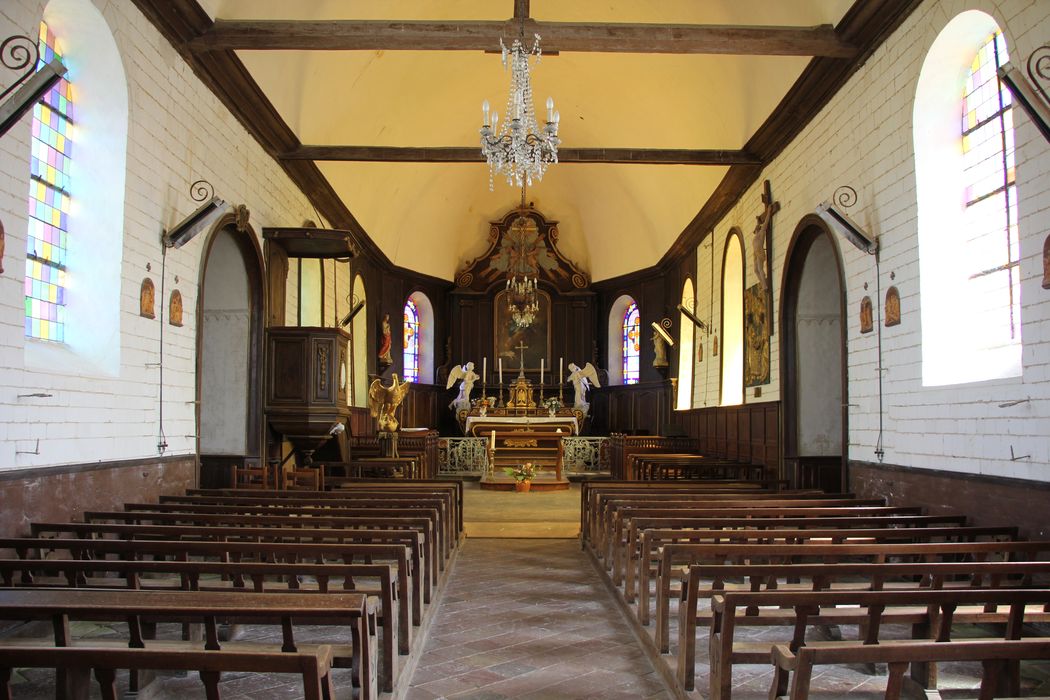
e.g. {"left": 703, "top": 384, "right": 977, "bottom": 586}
{"left": 198, "top": 0, "right": 855, "bottom": 282}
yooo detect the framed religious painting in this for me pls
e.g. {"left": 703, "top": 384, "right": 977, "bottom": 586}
{"left": 494, "top": 288, "right": 551, "bottom": 372}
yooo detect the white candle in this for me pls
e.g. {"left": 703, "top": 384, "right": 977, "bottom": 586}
{"left": 483, "top": 357, "right": 487, "bottom": 384}
{"left": 490, "top": 430, "right": 496, "bottom": 450}
{"left": 559, "top": 357, "right": 563, "bottom": 384}
{"left": 540, "top": 359, "right": 544, "bottom": 386}
{"left": 499, "top": 358, "right": 503, "bottom": 385}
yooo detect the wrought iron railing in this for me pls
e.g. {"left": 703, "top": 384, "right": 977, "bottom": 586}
{"left": 438, "top": 436, "right": 609, "bottom": 476}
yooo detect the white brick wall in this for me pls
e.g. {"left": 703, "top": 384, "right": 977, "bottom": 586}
{"left": 0, "top": 0, "right": 315, "bottom": 470}
{"left": 693, "top": 0, "right": 1050, "bottom": 482}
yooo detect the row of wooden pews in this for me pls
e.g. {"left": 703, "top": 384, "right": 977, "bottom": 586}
{"left": 582, "top": 476, "right": 1050, "bottom": 699}
{"left": 0, "top": 478, "right": 463, "bottom": 699}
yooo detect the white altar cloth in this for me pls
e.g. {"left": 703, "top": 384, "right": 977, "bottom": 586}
{"left": 465, "top": 415, "right": 579, "bottom": 436}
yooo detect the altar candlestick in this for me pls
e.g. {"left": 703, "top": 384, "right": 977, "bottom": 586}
{"left": 540, "top": 359, "right": 544, "bottom": 386}
{"left": 483, "top": 357, "right": 487, "bottom": 384}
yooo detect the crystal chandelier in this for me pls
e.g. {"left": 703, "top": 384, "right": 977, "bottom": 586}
{"left": 480, "top": 34, "right": 560, "bottom": 190}
{"left": 506, "top": 275, "right": 540, "bottom": 327}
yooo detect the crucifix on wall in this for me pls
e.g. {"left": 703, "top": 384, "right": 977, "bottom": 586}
{"left": 752, "top": 179, "right": 779, "bottom": 336}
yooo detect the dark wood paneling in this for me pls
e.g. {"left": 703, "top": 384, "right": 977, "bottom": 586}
{"left": 591, "top": 381, "right": 674, "bottom": 437}
{"left": 850, "top": 461, "right": 1050, "bottom": 540}
{"left": 677, "top": 402, "right": 781, "bottom": 470}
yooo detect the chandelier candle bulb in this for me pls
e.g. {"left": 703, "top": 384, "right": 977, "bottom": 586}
{"left": 546, "top": 97, "right": 554, "bottom": 122}
{"left": 482, "top": 99, "right": 490, "bottom": 125}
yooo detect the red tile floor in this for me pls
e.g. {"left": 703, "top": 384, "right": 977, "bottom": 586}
{"left": 405, "top": 537, "right": 672, "bottom": 700}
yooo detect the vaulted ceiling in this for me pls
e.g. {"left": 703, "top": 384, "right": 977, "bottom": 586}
{"left": 137, "top": 0, "right": 919, "bottom": 282}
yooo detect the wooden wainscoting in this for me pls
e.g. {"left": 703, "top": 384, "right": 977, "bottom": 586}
{"left": 591, "top": 381, "right": 674, "bottom": 437}
{"left": 677, "top": 402, "right": 781, "bottom": 469}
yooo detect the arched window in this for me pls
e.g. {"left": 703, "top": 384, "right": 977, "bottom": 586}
{"left": 677, "top": 279, "right": 695, "bottom": 410}
{"left": 721, "top": 232, "right": 744, "bottom": 406}
{"left": 23, "top": 0, "right": 128, "bottom": 376}
{"left": 403, "top": 298, "right": 420, "bottom": 382}
{"left": 915, "top": 12, "right": 1021, "bottom": 386}
{"left": 24, "top": 21, "right": 73, "bottom": 342}
{"left": 404, "top": 291, "right": 434, "bottom": 383}
{"left": 623, "top": 302, "right": 641, "bottom": 385}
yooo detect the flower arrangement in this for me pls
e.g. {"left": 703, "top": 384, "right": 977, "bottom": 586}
{"left": 504, "top": 462, "right": 536, "bottom": 483}
{"left": 543, "top": 397, "right": 561, "bottom": 412}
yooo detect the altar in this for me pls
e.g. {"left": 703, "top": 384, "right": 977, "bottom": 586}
{"left": 466, "top": 413, "right": 578, "bottom": 436}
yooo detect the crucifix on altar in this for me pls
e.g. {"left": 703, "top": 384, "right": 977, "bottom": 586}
{"left": 515, "top": 341, "right": 528, "bottom": 378}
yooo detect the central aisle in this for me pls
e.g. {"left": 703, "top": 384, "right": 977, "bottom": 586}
{"left": 406, "top": 538, "right": 672, "bottom": 700}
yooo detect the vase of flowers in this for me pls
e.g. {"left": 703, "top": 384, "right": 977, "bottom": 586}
{"left": 505, "top": 462, "right": 536, "bottom": 492}
{"left": 543, "top": 397, "right": 561, "bottom": 417}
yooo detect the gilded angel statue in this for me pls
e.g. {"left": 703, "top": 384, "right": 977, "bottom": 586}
{"left": 446, "top": 362, "right": 479, "bottom": 414}
{"left": 567, "top": 362, "right": 601, "bottom": 410}
{"left": 368, "top": 374, "right": 411, "bottom": 432}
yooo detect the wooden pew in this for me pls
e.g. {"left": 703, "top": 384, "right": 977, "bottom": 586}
{"left": 0, "top": 644, "right": 336, "bottom": 700}
{"left": 4, "top": 535, "right": 421, "bottom": 654}
{"left": 78, "top": 510, "right": 441, "bottom": 593}
{"left": 188, "top": 480, "right": 465, "bottom": 541}
{"left": 147, "top": 494, "right": 455, "bottom": 564}
{"left": 701, "top": 588, "right": 1050, "bottom": 700}
{"left": 583, "top": 489, "right": 841, "bottom": 554}
{"left": 597, "top": 501, "right": 899, "bottom": 566}
{"left": 618, "top": 514, "right": 972, "bottom": 600}
{"left": 676, "top": 560, "right": 1050, "bottom": 691}
{"left": 0, "top": 557, "right": 403, "bottom": 693}
{"left": 579, "top": 481, "right": 787, "bottom": 543}
{"left": 771, "top": 638, "right": 1050, "bottom": 700}
{"left": 28, "top": 518, "right": 431, "bottom": 618}
{"left": 628, "top": 523, "right": 1017, "bottom": 604}
{"left": 110, "top": 500, "right": 452, "bottom": 571}
{"left": 596, "top": 496, "right": 885, "bottom": 565}
{"left": 627, "top": 455, "right": 762, "bottom": 481}
{"left": 652, "top": 540, "right": 1050, "bottom": 654}
{"left": 0, "top": 588, "right": 377, "bottom": 700}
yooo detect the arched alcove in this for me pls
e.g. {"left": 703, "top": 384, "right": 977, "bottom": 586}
{"left": 781, "top": 215, "right": 847, "bottom": 491}
{"left": 197, "top": 222, "right": 265, "bottom": 476}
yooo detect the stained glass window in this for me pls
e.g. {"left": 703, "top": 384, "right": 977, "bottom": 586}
{"left": 622, "top": 302, "right": 640, "bottom": 385}
{"left": 24, "top": 21, "right": 73, "bottom": 342}
{"left": 961, "top": 29, "right": 1020, "bottom": 339}
{"left": 403, "top": 298, "right": 420, "bottom": 382}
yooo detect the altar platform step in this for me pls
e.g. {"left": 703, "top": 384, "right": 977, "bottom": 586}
{"left": 479, "top": 474, "right": 571, "bottom": 491}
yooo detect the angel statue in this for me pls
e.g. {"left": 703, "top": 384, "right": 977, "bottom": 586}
{"left": 368, "top": 374, "right": 411, "bottom": 433}
{"left": 446, "top": 361, "right": 479, "bottom": 414}
{"left": 567, "top": 362, "right": 601, "bottom": 413}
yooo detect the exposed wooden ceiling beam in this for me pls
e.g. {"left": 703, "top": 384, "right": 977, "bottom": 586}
{"left": 188, "top": 20, "right": 856, "bottom": 57}
{"left": 282, "top": 146, "right": 760, "bottom": 166}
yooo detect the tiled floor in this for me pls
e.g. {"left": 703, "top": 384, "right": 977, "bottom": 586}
{"left": 405, "top": 538, "right": 671, "bottom": 700}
